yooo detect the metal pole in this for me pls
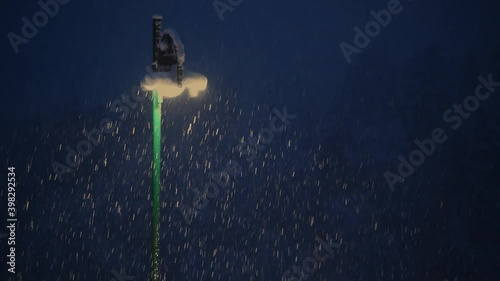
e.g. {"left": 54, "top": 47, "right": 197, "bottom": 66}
{"left": 153, "top": 16, "right": 163, "bottom": 72}
{"left": 151, "top": 90, "right": 162, "bottom": 281}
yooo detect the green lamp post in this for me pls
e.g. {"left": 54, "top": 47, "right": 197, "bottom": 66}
{"left": 150, "top": 89, "right": 162, "bottom": 281}
{"left": 143, "top": 15, "right": 208, "bottom": 281}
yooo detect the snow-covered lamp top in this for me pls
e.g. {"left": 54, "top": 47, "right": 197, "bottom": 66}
{"left": 141, "top": 70, "right": 208, "bottom": 98}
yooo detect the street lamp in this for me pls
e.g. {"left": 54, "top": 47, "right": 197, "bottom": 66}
{"left": 141, "top": 15, "right": 207, "bottom": 281}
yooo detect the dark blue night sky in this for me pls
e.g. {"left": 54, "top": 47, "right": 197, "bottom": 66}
{"left": 1, "top": 0, "right": 500, "bottom": 280}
